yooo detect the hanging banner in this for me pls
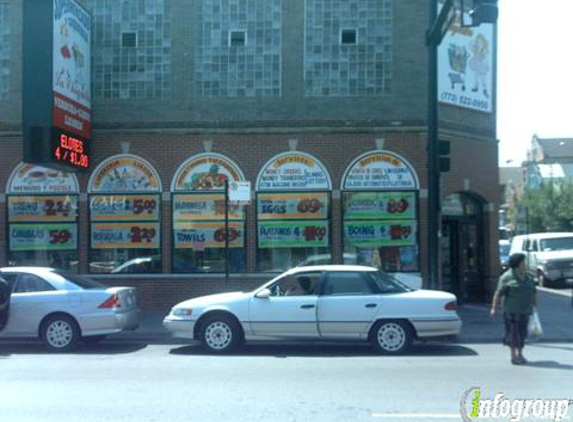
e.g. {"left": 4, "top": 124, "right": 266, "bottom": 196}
{"left": 343, "top": 192, "right": 416, "bottom": 220}
{"left": 343, "top": 152, "right": 418, "bottom": 190}
{"left": 9, "top": 223, "right": 78, "bottom": 251}
{"left": 8, "top": 195, "right": 78, "bottom": 222}
{"left": 173, "top": 194, "right": 244, "bottom": 221}
{"left": 90, "top": 155, "right": 160, "bottom": 192}
{"left": 173, "top": 221, "right": 244, "bottom": 248}
{"left": 257, "top": 152, "right": 331, "bottom": 190}
{"left": 438, "top": 6, "right": 493, "bottom": 113}
{"left": 173, "top": 153, "right": 244, "bottom": 191}
{"left": 90, "top": 194, "right": 160, "bottom": 221}
{"left": 343, "top": 220, "right": 417, "bottom": 247}
{"left": 257, "top": 192, "right": 329, "bottom": 220}
{"left": 91, "top": 222, "right": 160, "bottom": 249}
{"left": 258, "top": 221, "right": 329, "bottom": 248}
{"left": 7, "top": 164, "right": 79, "bottom": 194}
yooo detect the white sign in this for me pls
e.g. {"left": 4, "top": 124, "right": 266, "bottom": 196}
{"left": 256, "top": 152, "right": 331, "bottom": 191}
{"left": 342, "top": 151, "right": 419, "bottom": 190}
{"left": 229, "top": 181, "right": 251, "bottom": 202}
{"left": 438, "top": 11, "right": 494, "bottom": 113}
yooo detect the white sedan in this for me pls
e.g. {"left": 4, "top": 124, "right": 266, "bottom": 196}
{"left": 164, "top": 265, "right": 462, "bottom": 354}
{"left": 0, "top": 267, "right": 140, "bottom": 351}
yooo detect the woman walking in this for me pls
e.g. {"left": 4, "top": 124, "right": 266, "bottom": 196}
{"left": 490, "top": 253, "right": 537, "bottom": 365}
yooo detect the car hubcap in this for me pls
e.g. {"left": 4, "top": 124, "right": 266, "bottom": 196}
{"left": 47, "top": 321, "right": 73, "bottom": 348}
{"left": 205, "top": 321, "right": 232, "bottom": 350}
{"left": 377, "top": 323, "right": 405, "bottom": 351}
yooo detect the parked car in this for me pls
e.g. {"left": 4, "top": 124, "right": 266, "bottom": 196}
{"left": 510, "top": 233, "right": 573, "bottom": 287}
{"left": 0, "top": 267, "right": 140, "bottom": 351}
{"left": 163, "top": 265, "right": 461, "bottom": 355}
{"left": 499, "top": 239, "right": 511, "bottom": 272}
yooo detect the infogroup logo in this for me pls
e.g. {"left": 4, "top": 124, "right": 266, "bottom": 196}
{"left": 460, "top": 387, "right": 572, "bottom": 422}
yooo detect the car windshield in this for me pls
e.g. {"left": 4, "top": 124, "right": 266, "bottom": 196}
{"left": 367, "top": 271, "right": 412, "bottom": 294}
{"left": 53, "top": 271, "right": 107, "bottom": 290}
{"left": 539, "top": 237, "right": 573, "bottom": 251}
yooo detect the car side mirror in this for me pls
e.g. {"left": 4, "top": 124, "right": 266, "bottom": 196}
{"left": 255, "top": 288, "right": 271, "bottom": 299}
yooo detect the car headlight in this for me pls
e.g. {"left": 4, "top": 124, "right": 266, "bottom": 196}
{"left": 172, "top": 308, "right": 193, "bottom": 317}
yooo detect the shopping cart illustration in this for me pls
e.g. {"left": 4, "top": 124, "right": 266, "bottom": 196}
{"left": 447, "top": 44, "right": 469, "bottom": 90}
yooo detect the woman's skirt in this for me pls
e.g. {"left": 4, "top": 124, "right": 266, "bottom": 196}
{"left": 503, "top": 313, "right": 529, "bottom": 349}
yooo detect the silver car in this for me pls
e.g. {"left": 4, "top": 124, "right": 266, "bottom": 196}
{"left": 0, "top": 267, "right": 140, "bottom": 351}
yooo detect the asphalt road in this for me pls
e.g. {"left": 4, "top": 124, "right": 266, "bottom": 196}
{"left": 1, "top": 340, "right": 572, "bottom": 422}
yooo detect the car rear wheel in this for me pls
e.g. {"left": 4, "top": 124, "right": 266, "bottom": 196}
{"left": 41, "top": 314, "right": 80, "bottom": 352}
{"left": 199, "top": 314, "right": 241, "bottom": 354}
{"left": 370, "top": 320, "right": 413, "bottom": 355}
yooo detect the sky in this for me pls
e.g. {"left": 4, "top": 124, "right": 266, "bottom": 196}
{"left": 497, "top": 0, "right": 573, "bottom": 166}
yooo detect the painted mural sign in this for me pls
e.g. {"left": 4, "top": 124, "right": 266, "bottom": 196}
{"left": 343, "top": 152, "right": 418, "bottom": 190}
{"left": 9, "top": 223, "right": 78, "bottom": 251}
{"left": 438, "top": 6, "right": 494, "bottom": 113}
{"left": 173, "top": 222, "right": 245, "bottom": 249}
{"left": 91, "top": 222, "right": 160, "bottom": 249}
{"left": 343, "top": 192, "right": 416, "bottom": 220}
{"left": 8, "top": 164, "right": 78, "bottom": 194}
{"left": 173, "top": 153, "right": 244, "bottom": 191}
{"left": 257, "top": 193, "right": 329, "bottom": 220}
{"left": 173, "top": 194, "right": 244, "bottom": 221}
{"left": 343, "top": 220, "right": 417, "bottom": 247}
{"left": 257, "top": 153, "right": 330, "bottom": 190}
{"left": 90, "top": 195, "right": 160, "bottom": 221}
{"left": 91, "top": 156, "right": 160, "bottom": 192}
{"left": 258, "top": 221, "right": 329, "bottom": 248}
{"left": 8, "top": 195, "right": 78, "bottom": 222}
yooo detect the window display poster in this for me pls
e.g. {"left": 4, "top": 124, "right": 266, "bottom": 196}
{"left": 8, "top": 164, "right": 79, "bottom": 194}
{"left": 91, "top": 222, "right": 160, "bottom": 249}
{"left": 257, "top": 152, "right": 330, "bottom": 190}
{"left": 8, "top": 195, "right": 78, "bottom": 222}
{"left": 258, "top": 221, "right": 329, "bottom": 248}
{"left": 257, "top": 193, "right": 329, "bottom": 220}
{"left": 91, "top": 156, "right": 160, "bottom": 192}
{"left": 9, "top": 223, "right": 78, "bottom": 251}
{"left": 173, "top": 194, "right": 244, "bottom": 221}
{"left": 173, "top": 154, "right": 243, "bottom": 191}
{"left": 173, "top": 221, "right": 245, "bottom": 248}
{"left": 90, "top": 195, "right": 160, "bottom": 221}
{"left": 343, "top": 192, "right": 416, "bottom": 220}
{"left": 344, "top": 220, "right": 417, "bottom": 247}
{"left": 343, "top": 152, "right": 418, "bottom": 190}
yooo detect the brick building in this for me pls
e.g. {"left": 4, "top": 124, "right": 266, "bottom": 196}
{"left": 0, "top": 0, "right": 500, "bottom": 310}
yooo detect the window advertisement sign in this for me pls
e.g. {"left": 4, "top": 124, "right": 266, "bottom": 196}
{"left": 342, "top": 151, "right": 419, "bottom": 190}
{"left": 173, "top": 221, "right": 245, "bottom": 249}
{"left": 8, "top": 195, "right": 78, "bottom": 222}
{"left": 343, "top": 220, "right": 417, "bottom": 247}
{"left": 9, "top": 223, "right": 78, "bottom": 251}
{"left": 91, "top": 222, "right": 160, "bottom": 249}
{"left": 256, "top": 152, "right": 331, "bottom": 190}
{"left": 89, "top": 155, "right": 161, "bottom": 193}
{"left": 257, "top": 193, "right": 329, "bottom": 220}
{"left": 172, "top": 153, "right": 245, "bottom": 191}
{"left": 173, "top": 194, "right": 244, "bottom": 221}
{"left": 258, "top": 221, "right": 329, "bottom": 248}
{"left": 343, "top": 191, "right": 416, "bottom": 220}
{"left": 7, "top": 163, "right": 79, "bottom": 194}
{"left": 90, "top": 194, "right": 160, "bottom": 221}
{"left": 438, "top": 6, "right": 494, "bottom": 113}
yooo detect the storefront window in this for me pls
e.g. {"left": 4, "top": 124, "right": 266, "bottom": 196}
{"left": 88, "top": 155, "right": 162, "bottom": 273}
{"left": 171, "top": 153, "right": 247, "bottom": 273}
{"left": 6, "top": 164, "right": 80, "bottom": 271}
{"left": 341, "top": 151, "right": 420, "bottom": 273}
{"left": 256, "top": 152, "right": 332, "bottom": 272}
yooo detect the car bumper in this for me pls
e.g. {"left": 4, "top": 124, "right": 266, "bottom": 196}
{"left": 163, "top": 317, "right": 197, "bottom": 340}
{"left": 80, "top": 308, "right": 141, "bottom": 336}
{"left": 411, "top": 317, "right": 462, "bottom": 338}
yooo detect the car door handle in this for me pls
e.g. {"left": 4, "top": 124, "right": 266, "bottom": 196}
{"left": 365, "top": 303, "right": 377, "bottom": 308}
{"left": 300, "top": 304, "right": 316, "bottom": 309}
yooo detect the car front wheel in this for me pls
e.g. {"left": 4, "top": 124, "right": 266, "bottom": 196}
{"left": 199, "top": 314, "right": 242, "bottom": 354}
{"left": 41, "top": 314, "right": 81, "bottom": 352}
{"left": 370, "top": 320, "right": 413, "bottom": 355}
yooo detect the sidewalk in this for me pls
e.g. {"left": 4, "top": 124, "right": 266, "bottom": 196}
{"left": 115, "top": 288, "right": 573, "bottom": 344}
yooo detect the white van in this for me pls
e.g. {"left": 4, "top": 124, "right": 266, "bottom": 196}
{"left": 509, "top": 232, "right": 573, "bottom": 287}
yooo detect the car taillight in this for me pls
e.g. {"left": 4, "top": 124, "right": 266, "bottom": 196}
{"left": 444, "top": 301, "right": 458, "bottom": 311}
{"left": 98, "top": 293, "right": 121, "bottom": 309}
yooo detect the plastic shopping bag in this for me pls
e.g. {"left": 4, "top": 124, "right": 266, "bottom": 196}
{"left": 527, "top": 308, "right": 543, "bottom": 338}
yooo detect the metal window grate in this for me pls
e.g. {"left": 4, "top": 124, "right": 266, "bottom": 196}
{"left": 341, "top": 29, "right": 357, "bottom": 45}
{"left": 229, "top": 30, "right": 246, "bottom": 46}
{"left": 121, "top": 32, "right": 137, "bottom": 47}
